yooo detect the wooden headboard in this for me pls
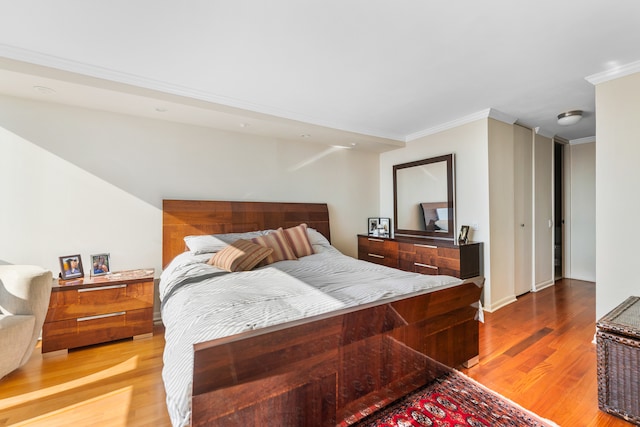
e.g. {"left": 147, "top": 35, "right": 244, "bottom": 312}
{"left": 162, "top": 200, "right": 330, "bottom": 267}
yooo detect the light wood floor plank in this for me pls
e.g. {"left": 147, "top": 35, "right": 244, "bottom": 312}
{"left": 0, "top": 278, "right": 632, "bottom": 426}
{"left": 461, "top": 278, "right": 630, "bottom": 426}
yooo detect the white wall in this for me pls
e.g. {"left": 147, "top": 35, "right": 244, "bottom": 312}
{"left": 595, "top": 72, "right": 640, "bottom": 319}
{"left": 0, "top": 94, "right": 380, "bottom": 318}
{"left": 567, "top": 141, "right": 596, "bottom": 282}
{"left": 379, "top": 120, "right": 492, "bottom": 306}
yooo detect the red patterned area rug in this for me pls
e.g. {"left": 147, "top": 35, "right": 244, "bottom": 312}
{"left": 354, "top": 370, "right": 558, "bottom": 427}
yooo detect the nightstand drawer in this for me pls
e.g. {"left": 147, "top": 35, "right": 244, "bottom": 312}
{"left": 42, "top": 307, "right": 153, "bottom": 353}
{"left": 45, "top": 281, "right": 154, "bottom": 322}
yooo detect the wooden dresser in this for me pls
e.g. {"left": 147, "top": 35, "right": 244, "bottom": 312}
{"left": 42, "top": 269, "right": 155, "bottom": 354}
{"left": 358, "top": 235, "right": 482, "bottom": 279}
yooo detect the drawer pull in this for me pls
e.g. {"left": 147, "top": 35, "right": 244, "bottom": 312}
{"left": 414, "top": 262, "right": 438, "bottom": 270}
{"left": 414, "top": 244, "right": 437, "bottom": 249}
{"left": 368, "top": 253, "right": 385, "bottom": 259}
{"left": 78, "top": 284, "right": 127, "bottom": 292}
{"left": 368, "top": 238, "right": 384, "bottom": 242}
{"left": 77, "top": 311, "right": 126, "bottom": 322}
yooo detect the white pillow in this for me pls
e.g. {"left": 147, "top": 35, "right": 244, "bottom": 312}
{"left": 434, "top": 219, "right": 448, "bottom": 232}
{"left": 436, "top": 208, "right": 449, "bottom": 221}
{"left": 306, "top": 228, "right": 335, "bottom": 253}
{"left": 183, "top": 235, "right": 228, "bottom": 254}
{"left": 184, "top": 230, "right": 271, "bottom": 254}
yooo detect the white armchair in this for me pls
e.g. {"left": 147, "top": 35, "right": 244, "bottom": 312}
{"left": 0, "top": 265, "right": 52, "bottom": 380}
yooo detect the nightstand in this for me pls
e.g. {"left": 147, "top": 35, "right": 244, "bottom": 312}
{"left": 42, "top": 269, "right": 155, "bottom": 354}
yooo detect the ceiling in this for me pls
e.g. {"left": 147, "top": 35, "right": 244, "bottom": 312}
{"left": 1, "top": 1, "right": 639, "bottom": 152}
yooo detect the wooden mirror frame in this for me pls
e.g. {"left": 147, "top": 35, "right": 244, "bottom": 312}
{"left": 393, "top": 154, "right": 455, "bottom": 240}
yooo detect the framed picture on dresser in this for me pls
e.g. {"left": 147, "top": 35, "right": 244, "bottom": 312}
{"left": 90, "top": 253, "right": 110, "bottom": 276}
{"left": 379, "top": 218, "right": 391, "bottom": 237}
{"left": 368, "top": 218, "right": 380, "bottom": 235}
{"left": 458, "top": 225, "right": 470, "bottom": 244}
{"left": 368, "top": 217, "right": 391, "bottom": 237}
{"left": 59, "top": 254, "right": 84, "bottom": 280}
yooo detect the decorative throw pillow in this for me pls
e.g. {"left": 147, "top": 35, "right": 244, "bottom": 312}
{"left": 251, "top": 228, "right": 298, "bottom": 265}
{"left": 207, "top": 239, "right": 273, "bottom": 272}
{"left": 283, "top": 223, "right": 315, "bottom": 258}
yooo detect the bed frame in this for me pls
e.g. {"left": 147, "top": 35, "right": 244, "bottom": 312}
{"left": 162, "top": 200, "right": 484, "bottom": 426}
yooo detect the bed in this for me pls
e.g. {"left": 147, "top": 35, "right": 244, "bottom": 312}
{"left": 160, "top": 200, "right": 484, "bottom": 426}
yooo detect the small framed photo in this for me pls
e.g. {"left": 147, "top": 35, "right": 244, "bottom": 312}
{"left": 379, "top": 218, "right": 391, "bottom": 237}
{"left": 458, "top": 225, "right": 470, "bottom": 244}
{"left": 59, "top": 254, "right": 84, "bottom": 280}
{"left": 368, "top": 217, "right": 380, "bottom": 235}
{"left": 368, "top": 217, "right": 392, "bottom": 237}
{"left": 90, "top": 253, "right": 111, "bottom": 277}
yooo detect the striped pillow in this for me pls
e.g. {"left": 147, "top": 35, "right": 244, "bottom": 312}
{"left": 251, "top": 228, "right": 298, "bottom": 265}
{"left": 207, "top": 239, "right": 273, "bottom": 272}
{"left": 283, "top": 223, "right": 315, "bottom": 258}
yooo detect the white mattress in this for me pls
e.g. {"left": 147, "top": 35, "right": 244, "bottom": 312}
{"left": 159, "top": 238, "right": 462, "bottom": 426}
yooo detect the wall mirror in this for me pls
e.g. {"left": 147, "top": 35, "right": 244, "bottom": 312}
{"left": 393, "top": 154, "right": 455, "bottom": 240}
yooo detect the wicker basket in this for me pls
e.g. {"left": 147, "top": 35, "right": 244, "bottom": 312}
{"left": 596, "top": 296, "right": 640, "bottom": 425}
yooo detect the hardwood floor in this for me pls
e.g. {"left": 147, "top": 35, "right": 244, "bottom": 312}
{"left": 0, "top": 278, "right": 632, "bottom": 426}
{"left": 461, "top": 279, "right": 631, "bottom": 427}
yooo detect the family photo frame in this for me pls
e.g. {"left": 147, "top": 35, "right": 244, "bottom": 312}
{"left": 90, "top": 253, "right": 111, "bottom": 277}
{"left": 59, "top": 254, "right": 84, "bottom": 280}
{"left": 458, "top": 225, "right": 470, "bottom": 244}
{"left": 368, "top": 217, "right": 391, "bottom": 237}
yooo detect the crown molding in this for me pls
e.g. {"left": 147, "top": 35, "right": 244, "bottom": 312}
{"left": 0, "top": 44, "right": 406, "bottom": 143}
{"left": 487, "top": 108, "right": 518, "bottom": 125}
{"left": 569, "top": 136, "right": 596, "bottom": 145}
{"left": 405, "top": 108, "right": 516, "bottom": 142}
{"left": 585, "top": 60, "right": 640, "bottom": 85}
{"left": 532, "top": 126, "right": 555, "bottom": 139}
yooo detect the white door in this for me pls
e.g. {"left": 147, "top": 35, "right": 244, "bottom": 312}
{"left": 534, "top": 133, "right": 555, "bottom": 290}
{"left": 514, "top": 125, "right": 532, "bottom": 296}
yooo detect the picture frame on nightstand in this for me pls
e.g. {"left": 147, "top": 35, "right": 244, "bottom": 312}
{"left": 59, "top": 254, "right": 84, "bottom": 280}
{"left": 90, "top": 253, "right": 110, "bottom": 276}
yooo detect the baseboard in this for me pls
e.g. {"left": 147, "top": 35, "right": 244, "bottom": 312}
{"left": 483, "top": 294, "right": 517, "bottom": 313}
{"left": 533, "top": 280, "right": 555, "bottom": 292}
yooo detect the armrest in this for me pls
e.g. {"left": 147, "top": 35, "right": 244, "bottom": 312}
{"left": 0, "top": 265, "right": 52, "bottom": 317}
{"left": 0, "top": 265, "right": 53, "bottom": 367}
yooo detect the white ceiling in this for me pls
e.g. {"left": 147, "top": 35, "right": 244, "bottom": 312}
{"left": 1, "top": 1, "right": 639, "bottom": 151}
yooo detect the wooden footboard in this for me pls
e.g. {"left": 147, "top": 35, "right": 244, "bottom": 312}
{"left": 191, "top": 277, "right": 484, "bottom": 426}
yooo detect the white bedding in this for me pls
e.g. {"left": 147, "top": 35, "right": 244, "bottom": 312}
{"left": 159, "top": 232, "right": 462, "bottom": 426}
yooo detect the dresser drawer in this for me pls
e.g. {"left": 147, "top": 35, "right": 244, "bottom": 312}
{"left": 46, "top": 281, "right": 154, "bottom": 322}
{"left": 358, "top": 236, "right": 398, "bottom": 268}
{"left": 399, "top": 242, "right": 440, "bottom": 273}
{"left": 42, "top": 307, "right": 153, "bottom": 353}
{"left": 358, "top": 235, "right": 481, "bottom": 280}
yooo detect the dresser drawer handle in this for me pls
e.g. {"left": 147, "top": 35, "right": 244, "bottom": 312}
{"left": 414, "top": 244, "right": 437, "bottom": 249}
{"left": 77, "top": 311, "right": 126, "bottom": 322}
{"left": 414, "top": 262, "right": 438, "bottom": 270}
{"left": 368, "top": 238, "right": 384, "bottom": 242}
{"left": 368, "top": 253, "right": 385, "bottom": 259}
{"left": 78, "top": 284, "right": 127, "bottom": 292}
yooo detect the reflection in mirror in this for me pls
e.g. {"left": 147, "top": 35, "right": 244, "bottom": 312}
{"left": 393, "top": 154, "right": 455, "bottom": 240}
